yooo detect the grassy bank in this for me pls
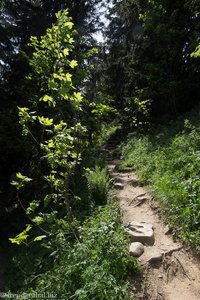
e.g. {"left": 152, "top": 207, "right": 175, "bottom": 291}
{"left": 120, "top": 107, "right": 200, "bottom": 250}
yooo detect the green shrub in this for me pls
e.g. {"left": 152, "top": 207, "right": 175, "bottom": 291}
{"left": 86, "top": 166, "right": 111, "bottom": 205}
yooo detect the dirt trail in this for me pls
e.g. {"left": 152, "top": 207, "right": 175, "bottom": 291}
{"left": 107, "top": 157, "right": 200, "bottom": 300}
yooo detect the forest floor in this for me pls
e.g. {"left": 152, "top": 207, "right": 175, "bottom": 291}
{"left": 106, "top": 149, "right": 200, "bottom": 300}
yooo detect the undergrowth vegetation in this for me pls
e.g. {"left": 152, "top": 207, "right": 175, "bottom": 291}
{"left": 6, "top": 164, "right": 140, "bottom": 299}
{"left": 16, "top": 202, "right": 139, "bottom": 300}
{"left": 120, "top": 107, "right": 200, "bottom": 250}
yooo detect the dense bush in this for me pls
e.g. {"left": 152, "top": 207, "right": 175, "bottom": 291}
{"left": 120, "top": 109, "right": 200, "bottom": 250}
{"left": 8, "top": 202, "right": 140, "bottom": 300}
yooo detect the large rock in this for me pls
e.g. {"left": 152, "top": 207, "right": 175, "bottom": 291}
{"left": 129, "top": 242, "right": 144, "bottom": 257}
{"left": 126, "top": 221, "right": 155, "bottom": 245}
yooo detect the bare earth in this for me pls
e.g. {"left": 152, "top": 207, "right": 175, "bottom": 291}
{"left": 108, "top": 158, "right": 200, "bottom": 300}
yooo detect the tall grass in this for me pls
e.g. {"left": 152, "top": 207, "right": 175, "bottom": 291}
{"left": 120, "top": 108, "right": 200, "bottom": 250}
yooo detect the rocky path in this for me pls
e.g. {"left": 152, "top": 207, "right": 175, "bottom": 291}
{"left": 107, "top": 156, "right": 200, "bottom": 300}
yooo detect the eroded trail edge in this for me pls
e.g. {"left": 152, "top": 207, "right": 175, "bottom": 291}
{"left": 107, "top": 156, "right": 200, "bottom": 300}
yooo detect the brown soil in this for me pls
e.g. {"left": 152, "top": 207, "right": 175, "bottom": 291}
{"left": 108, "top": 158, "right": 200, "bottom": 300}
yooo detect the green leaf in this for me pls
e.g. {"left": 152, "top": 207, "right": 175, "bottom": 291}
{"left": 40, "top": 95, "right": 56, "bottom": 107}
{"left": 16, "top": 172, "right": 26, "bottom": 180}
{"left": 11, "top": 173, "right": 32, "bottom": 189}
{"left": 54, "top": 121, "right": 67, "bottom": 131}
{"left": 34, "top": 235, "right": 47, "bottom": 242}
{"left": 47, "top": 139, "right": 54, "bottom": 148}
{"left": 9, "top": 225, "right": 32, "bottom": 245}
{"left": 33, "top": 216, "right": 44, "bottom": 225}
{"left": 73, "top": 92, "right": 83, "bottom": 102}
{"left": 26, "top": 200, "right": 39, "bottom": 214}
{"left": 18, "top": 107, "right": 29, "bottom": 114}
{"left": 56, "top": 11, "right": 61, "bottom": 19}
{"left": 66, "top": 73, "right": 72, "bottom": 82}
{"left": 191, "top": 44, "right": 200, "bottom": 58}
{"left": 38, "top": 116, "right": 54, "bottom": 126}
{"left": 63, "top": 48, "right": 70, "bottom": 56}
{"left": 64, "top": 21, "right": 74, "bottom": 29}
{"left": 69, "top": 60, "right": 78, "bottom": 68}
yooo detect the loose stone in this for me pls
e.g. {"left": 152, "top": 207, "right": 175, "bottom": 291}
{"left": 129, "top": 242, "right": 144, "bottom": 257}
